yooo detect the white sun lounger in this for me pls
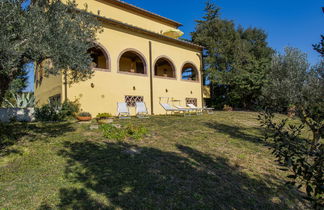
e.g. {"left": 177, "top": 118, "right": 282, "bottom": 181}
{"left": 187, "top": 104, "right": 215, "bottom": 115}
{"left": 135, "top": 102, "right": 149, "bottom": 118}
{"left": 174, "top": 105, "right": 194, "bottom": 116}
{"left": 117, "top": 102, "right": 131, "bottom": 119}
{"left": 160, "top": 103, "right": 188, "bottom": 116}
{"left": 187, "top": 104, "right": 203, "bottom": 115}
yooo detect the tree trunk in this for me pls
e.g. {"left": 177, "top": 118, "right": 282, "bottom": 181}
{"left": 0, "top": 75, "right": 11, "bottom": 107}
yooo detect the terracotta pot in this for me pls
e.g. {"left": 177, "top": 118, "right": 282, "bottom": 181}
{"left": 77, "top": 116, "right": 92, "bottom": 121}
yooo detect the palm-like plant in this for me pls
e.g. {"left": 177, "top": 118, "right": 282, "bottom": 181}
{"left": 4, "top": 92, "right": 35, "bottom": 108}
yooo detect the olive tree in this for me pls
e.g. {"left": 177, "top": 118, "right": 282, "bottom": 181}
{"left": 0, "top": 0, "right": 102, "bottom": 105}
{"left": 259, "top": 47, "right": 323, "bottom": 208}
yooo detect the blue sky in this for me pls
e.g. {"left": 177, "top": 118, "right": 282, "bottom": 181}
{"left": 25, "top": 0, "right": 323, "bottom": 91}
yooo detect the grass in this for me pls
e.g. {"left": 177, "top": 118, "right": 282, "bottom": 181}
{"left": 0, "top": 111, "right": 310, "bottom": 209}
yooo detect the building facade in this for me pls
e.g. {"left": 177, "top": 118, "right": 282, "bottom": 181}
{"left": 35, "top": 0, "right": 204, "bottom": 116}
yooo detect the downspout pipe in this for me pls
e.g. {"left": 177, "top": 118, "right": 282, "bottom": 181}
{"left": 149, "top": 41, "right": 154, "bottom": 115}
{"left": 199, "top": 51, "right": 204, "bottom": 108}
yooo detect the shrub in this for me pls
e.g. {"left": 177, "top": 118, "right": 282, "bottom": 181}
{"left": 100, "top": 124, "right": 127, "bottom": 141}
{"left": 61, "top": 100, "right": 80, "bottom": 117}
{"left": 35, "top": 103, "right": 65, "bottom": 122}
{"left": 96, "top": 113, "right": 113, "bottom": 119}
{"left": 77, "top": 112, "right": 91, "bottom": 117}
{"left": 125, "top": 124, "right": 148, "bottom": 140}
{"left": 3, "top": 91, "right": 35, "bottom": 108}
{"left": 100, "top": 124, "right": 148, "bottom": 141}
{"left": 259, "top": 111, "right": 323, "bottom": 208}
{"left": 35, "top": 100, "right": 80, "bottom": 122}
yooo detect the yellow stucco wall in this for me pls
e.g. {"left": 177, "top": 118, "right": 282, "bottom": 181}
{"left": 35, "top": 0, "right": 203, "bottom": 116}
{"left": 74, "top": 0, "right": 178, "bottom": 33}
{"left": 34, "top": 73, "right": 63, "bottom": 106}
{"left": 64, "top": 23, "right": 202, "bottom": 116}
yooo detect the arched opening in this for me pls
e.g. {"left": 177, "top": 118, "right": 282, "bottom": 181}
{"left": 181, "top": 63, "right": 198, "bottom": 81}
{"left": 119, "top": 50, "right": 146, "bottom": 74}
{"left": 88, "top": 44, "right": 109, "bottom": 70}
{"left": 154, "top": 57, "right": 176, "bottom": 78}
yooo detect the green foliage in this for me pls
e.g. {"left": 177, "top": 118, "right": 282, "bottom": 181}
{"left": 191, "top": 1, "right": 273, "bottom": 109}
{"left": 261, "top": 47, "right": 309, "bottom": 112}
{"left": 0, "top": 0, "right": 101, "bottom": 105}
{"left": 35, "top": 100, "right": 80, "bottom": 122}
{"left": 259, "top": 46, "right": 324, "bottom": 208}
{"left": 100, "top": 124, "right": 148, "bottom": 141}
{"left": 100, "top": 124, "right": 128, "bottom": 141}
{"left": 259, "top": 112, "right": 323, "bottom": 208}
{"left": 3, "top": 91, "right": 35, "bottom": 108}
{"left": 61, "top": 100, "right": 80, "bottom": 117}
{"left": 261, "top": 47, "right": 323, "bottom": 144}
{"left": 313, "top": 35, "right": 324, "bottom": 57}
{"left": 96, "top": 113, "right": 113, "bottom": 119}
{"left": 8, "top": 63, "right": 30, "bottom": 93}
{"left": 35, "top": 104, "right": 65, "bottom": 122}
{"left": 125, "top": 124, "right": 148, "bottom": 140}
{"left": 77, "top": 112, "right": 92, "bottom": 117}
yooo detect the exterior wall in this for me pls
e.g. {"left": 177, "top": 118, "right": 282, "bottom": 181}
{"left": 34, "top": 73, "right": 63, "bottom": 106}
{"left": 65, "top": 23, "right": 202, "bottom": 116}
{"left": 151, "top": 40, "right": 202, "bottom": 115}
{"left": 74, "top": 0, "right": 178, "bottom": 33}
{"left": 35, "top": 1, "right": 202, "bottom": 115}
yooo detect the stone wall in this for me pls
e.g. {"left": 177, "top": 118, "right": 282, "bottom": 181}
{"left": 0, "top": 108, "right": 35, "bottom": 122}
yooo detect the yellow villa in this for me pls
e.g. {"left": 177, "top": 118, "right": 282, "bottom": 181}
{"left": 34, "top": 0, "right": 205, "bottom": 116}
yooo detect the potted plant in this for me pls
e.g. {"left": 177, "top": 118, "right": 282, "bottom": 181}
{"left": 76, "top": 112, "right": 92, "bottom": 121}
{"left": 96, "top": 113, "right": 114, "bottom": 124}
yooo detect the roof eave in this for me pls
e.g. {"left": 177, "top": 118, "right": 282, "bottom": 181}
{"left": 101, "top": 0, "right": 182, "bottom": 28}
{"left": 95, "top": 15, "right": 204, "bottom": 51}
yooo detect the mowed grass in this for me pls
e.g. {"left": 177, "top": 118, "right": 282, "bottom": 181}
{"left": 0, "top": 111, "right": 310, "bottom": 209}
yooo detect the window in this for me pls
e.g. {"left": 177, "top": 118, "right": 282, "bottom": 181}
{"left": 181, "top": 63, "right": 198, "bottom": 81}
{"left": 49, "top": 94, "right": 61, "bottom": 104}
{"left": 125, "top": 95, "right": 144, "bottom": 107}
{"left": 154, "top": 57, "right": 176, "bottom": 78}
{"left": 119, "top": 50, "right": 146, "bottom": 74}
{"left": 186, "top": 98, "right": 197, "bottom": 106}
{"left": 88, "top": 44, "right": 109, "bottom": 70}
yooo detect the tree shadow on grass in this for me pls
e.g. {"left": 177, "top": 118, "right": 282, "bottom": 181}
{"left": 53, "top": 141, "right": 305, "bottom": 209}
{"left": 0, "top": 122, "right": 75, "bottom": 157}
{"left": 204, "top": 122, "right": 269, "bottom": 145}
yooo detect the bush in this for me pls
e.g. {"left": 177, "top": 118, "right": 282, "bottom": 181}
{"left": 259, "top": 111, "right": 324, "bottom": 208}
{"left": 61, "top": 100, "right": 80, "bottom": 117}
{"left": 100, "top": 124, "right": 148, "bottom": 141}
{"left": 125, "top": 124, "right": 148, "bottom": 140}
{"left": 96, "top": 113, "right": 113, "bottom": 119}
{"left": 35, "top": 103, "right": 65, "bottom": 122}
{"left": 100, "top": 124, "right": 127, "bottom": 141}
{"left": 35, "top": 100, "right": 80, "bottom": 122}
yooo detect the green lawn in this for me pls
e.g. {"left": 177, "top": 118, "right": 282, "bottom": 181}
{"left": 0, "top": 111, "right": 310, "bottom": 209}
